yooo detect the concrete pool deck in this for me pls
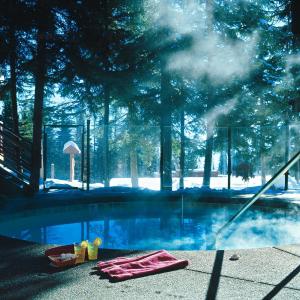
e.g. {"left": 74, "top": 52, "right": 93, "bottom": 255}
{"left": 1, "top": 189, "right": 300, "bottom": 299}
{"left": 1, "top": 236, "right": 300, "bottom": 299}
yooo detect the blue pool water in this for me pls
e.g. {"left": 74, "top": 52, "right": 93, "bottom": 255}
{"left": 0, "top": 201, "right": 299, "bottom": 250}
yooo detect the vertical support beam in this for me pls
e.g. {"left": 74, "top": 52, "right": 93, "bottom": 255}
{"left": 93, "top": 118, "right": 96, "bottom": 184}
{"left": 227, "top": 127, "right": 232, "bottom": 190}
{"left": 81, "top": 222, "right": 84, "bottom": 241}
{"left": 179, "top": 110, "right": 185, "bottom": 189}
{"left": 104, "top": 218, "right": 109, "bottom": 248}
{"left": 69, "top": 153, "right": 74, "bottom": 182}
{"left": 87, "top": 119, "right": 90, "bottom": 191}
{"left": 285, "top": 122, "right": 290, "bottom": 190}
{"left": 81, "top": 126, "right": 85, "bottom": 190}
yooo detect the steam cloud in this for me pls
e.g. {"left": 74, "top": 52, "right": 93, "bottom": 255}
{"left": 146, "top": 0, "right": 259, "bottom": 84}
{"left": 204, "top": 97, "right": 238, "bottom": 127}
{"left": 125, "top": 206, "right": 300, "bottom": 251}
{"left": 168, "top": 33, "right": 258, "bottom": 84}
{"left": 217, "top": 208, "right": 300, "bottom": 250}
{"left": 284, "top": 54, "right": 300, "bottom": 85}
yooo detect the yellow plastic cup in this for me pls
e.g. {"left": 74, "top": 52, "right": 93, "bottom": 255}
{"left": 88, "top": 243, "right": 98, "bottom": 260}
{"left": 74, "top": 242, "right": 87, "bottom": 264}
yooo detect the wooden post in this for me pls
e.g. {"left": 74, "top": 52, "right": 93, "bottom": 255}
{"left": 63, "top": 141, "right": 81, "bottom": 183}
{"left": 70, "top": 153, "right": 74, "bottom": 182}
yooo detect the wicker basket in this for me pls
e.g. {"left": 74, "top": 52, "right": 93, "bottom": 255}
{"left": 48, "top": 254, "right": 77, "bottom": 268}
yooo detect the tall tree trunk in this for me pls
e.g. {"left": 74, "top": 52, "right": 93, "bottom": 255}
{"left": 9, "top": 0, "right": 20, "bottom": 172}
{"left": 203, "top": 0, "right": 214, "bottom": 188}
{"left": 30, "top": 0, "right": 48, "bottom": 192}
{"left": 76, "top": 108, "right": 84, "bottom": 182}
{"left": 296, "top": 121, "right": 300, "bottom": 184}
{"left": 9, "top": 13, "right": 19, "bottom": 136}
{"left": 261, "top": 153, "right": 266, "bottom": 185}
{"left": 0, "top": 119, "right": 3, "bottom": 163}
{"left": 160, "top": 65, "right": 172, "bottom": 191}
{"left": 179, "top": 109, "right": 185, "bottom": 189}
{"left": 130, "top": 150, "right": 138, "bottom": 187}
{"left": 206, "top": 0, "right": 213, "bottom": 30}
{"left": 260, "top": 127, "right": 266, "bottom": 185}
{"left": 128, "top": 103, "right": 138, "bottom": 188}
{"left": 219, "top": 150, "right": 227, "bottom": 175}
{"left": 103, "top": 85, "right": 110, "bottom": 187}
{"left": 103, "top": 0, "right": 110, "bottom": 187}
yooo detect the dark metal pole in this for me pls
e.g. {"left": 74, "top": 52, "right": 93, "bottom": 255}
{"left": 86, "top": 221, "right": 90, "bottom": 240}
{"left": 87, "top": 119, "right": 90, "bottom": 191}
{"left": 81, "top": 125, "right": 85, "bottom": 190}
{"left": 160, "top": 125, "right": 164, "bottom": 190}
{"left": 179, "top": 110, "right": 185, "bottom": 189}
{"left": 285, "top": 121, "right": 290, "bottom": 190}
{"left": 43, "top": 125, "right": 47, "bottom": 191}
{"left": 227, "top": 127, "right": 232, "bottom": 190}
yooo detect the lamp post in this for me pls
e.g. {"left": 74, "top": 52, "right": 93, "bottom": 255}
{"left": 63, "top": 141, "right": 81, "bottom": 182}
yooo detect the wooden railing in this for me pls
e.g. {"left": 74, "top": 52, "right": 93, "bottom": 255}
{"left": 0, "top": 117, "right": 32, "bottom": 185}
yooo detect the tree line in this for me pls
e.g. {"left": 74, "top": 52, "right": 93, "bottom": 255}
{"left": 0, "top": 0, "right": 299, "bottom": 191}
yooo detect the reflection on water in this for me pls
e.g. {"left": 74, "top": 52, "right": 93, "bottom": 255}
{"left": 1, "top": 202, "right": 300, "bottom": 250}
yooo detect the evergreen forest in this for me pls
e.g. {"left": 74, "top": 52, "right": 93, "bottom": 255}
{"left": 0, "top": 0, "right": 299, "bottom": 192}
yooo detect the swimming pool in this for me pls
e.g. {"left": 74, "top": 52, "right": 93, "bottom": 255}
{"left": 0, "top": 200, "right": 299, "bottom": 250}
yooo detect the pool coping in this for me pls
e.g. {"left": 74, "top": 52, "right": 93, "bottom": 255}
{"left": 1, "top": 188, "right": 300, "bottom": 216}
{"left": 1, "top": 235, "right": 300, "bottom": 299}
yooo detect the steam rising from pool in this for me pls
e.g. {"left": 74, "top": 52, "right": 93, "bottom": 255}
{"left": 129, "top": 207, "right": 300, "bottom": 250}
{"left": 214, "top": 208, "right": 300, "bottom": 249}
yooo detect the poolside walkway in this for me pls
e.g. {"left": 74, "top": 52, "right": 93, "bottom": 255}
{"left": 1, "top": 236, "right": 300, "bottom": 299}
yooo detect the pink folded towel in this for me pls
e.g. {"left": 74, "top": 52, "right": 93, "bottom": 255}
{"left": 97, "top": 250, "right": 189, "bottom": 281}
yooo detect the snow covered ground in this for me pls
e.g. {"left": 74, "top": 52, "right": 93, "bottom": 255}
{"left": 44, "top": 174, "right": 300, "bottom": 191}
